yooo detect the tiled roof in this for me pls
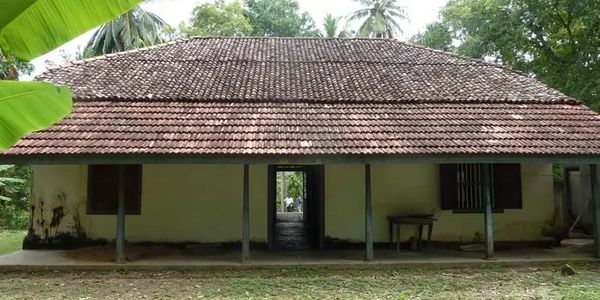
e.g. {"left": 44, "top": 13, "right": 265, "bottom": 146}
{"left": 5, "top": 101, "right": 600, "bottom": 156}
{"left": 3, "top": 37, "right": 600, "bottom": 159}
{"left": 38, "top": 38, "right": 570, "bottom": 103}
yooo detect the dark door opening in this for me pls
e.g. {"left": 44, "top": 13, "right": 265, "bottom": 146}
{"left": 268, "top": 165, "right": 324, "bottom": 250}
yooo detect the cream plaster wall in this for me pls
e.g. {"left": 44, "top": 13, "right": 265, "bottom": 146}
{"left": 31, "top": 163, "right": 554, "bottom": 244}
{"left": 31, "top": 164, "right": 267, "bottom": 243}
{"left": 325, "top": 164, "right": 555, "bottom": 242}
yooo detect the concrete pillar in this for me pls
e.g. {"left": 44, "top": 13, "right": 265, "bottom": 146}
{"left": 116, "top": 165, "right": 126, "bottom": 264}
{"left": 590, "top": 164, "right": 600, "bottom": 258}
{"left": 242, "top": 164, "right": 250, "bottom": 262}
{"left": 482, "top": 163, "right": 494, "bottom": 259}
{"left": 365, "top": 164, "right": 373, "bottom": 260}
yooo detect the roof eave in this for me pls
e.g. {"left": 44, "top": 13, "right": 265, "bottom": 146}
{"left": 1, "top": 153, "right": 599, "bottom": 165}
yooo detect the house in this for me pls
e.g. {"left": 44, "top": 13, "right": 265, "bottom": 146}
{"left": 1, "top": 37, "right": 599, "bottom": 262}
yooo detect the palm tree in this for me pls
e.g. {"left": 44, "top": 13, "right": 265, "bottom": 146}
{"left": 320, "top": 14, "right": 352, "bottom": 38}
{"left": 0, "top": 49, "right": 33, "bottom": 80}
{"left": 85, "top": 6, "right": 171, "bottom": 56}
{"left": 347, "top": 0, "right": 407, "bottom": 38}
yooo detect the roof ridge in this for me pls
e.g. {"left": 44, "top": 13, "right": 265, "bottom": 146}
{"left": 104, "top": 58, "right": 483, "bottom": 65}
{"left": 38, "top": 36, "right": 536, "bottom": 77}
{"left": 182, "top": 37, "right": 522, "bottom": 76}
{"left": 71, "top": 97, "right": 581, "bottom": 105}
{"left": 39, "top": 36, "right": 530, "bottom": 76}
{"left": 187, "top": 36, "right": 398, "bottom": 41}
{"left": 39, "top": 37, "right": 403, "bottom": 77}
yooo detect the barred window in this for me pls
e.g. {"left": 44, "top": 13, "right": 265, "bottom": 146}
{"left": 439, "top": 164, "right": 522, "bottom": 212}
{"left": 456, "top": 164, "right": 493, "bottom": 210}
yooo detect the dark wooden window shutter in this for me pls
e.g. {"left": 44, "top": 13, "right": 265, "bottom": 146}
{"left": 439, "top": 163, "right": 522, "bottom": 212}
{"left": 439, "top": 164, "right": 458, "bottom": 210}
{"left": 492, "top": 164, "right": 522, "bottom": 209}
{"left": 88, "top": 165, "right": 142, "bottom": 215}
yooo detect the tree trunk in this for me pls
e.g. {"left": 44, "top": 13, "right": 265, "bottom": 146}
{"left": 281, "top": 172, "right": 287, "bottom": 212}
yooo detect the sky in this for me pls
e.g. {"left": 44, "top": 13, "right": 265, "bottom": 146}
{"left": 27, "top": 0, "right": 449, "bottom": 78}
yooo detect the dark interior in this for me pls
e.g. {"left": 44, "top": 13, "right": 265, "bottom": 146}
{"left": 268, "top": 165, "right": 324, "bottom": 250}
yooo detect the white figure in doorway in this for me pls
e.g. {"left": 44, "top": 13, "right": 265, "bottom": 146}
{"left": 295, "top": 196, "right": 303, "bottom": 212}
{"left": 283, "top": 196, "right": 294, "bottom": 212}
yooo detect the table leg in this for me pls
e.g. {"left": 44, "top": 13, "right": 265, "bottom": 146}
{"left": 417, "top": 225, "right": 423, "bottom": 251}
{"left": 426, "top": 223, "right": 433, "bottom": 252}
{"left": 396, "top": 224, "right": 401, "bottom": 254}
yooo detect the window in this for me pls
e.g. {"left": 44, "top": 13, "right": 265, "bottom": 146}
{"left": 439, "top": 164, "right": 522, "bottom": 212}
{"left": 87, "top": 165, "right": 142, "bottom": 215}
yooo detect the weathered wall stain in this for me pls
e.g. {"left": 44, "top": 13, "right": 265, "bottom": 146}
{"left": 50, "top": 206, "right": 64, "bottom": 227}
{"left": 25, "top": 192, "right": 93, "bottom": 249}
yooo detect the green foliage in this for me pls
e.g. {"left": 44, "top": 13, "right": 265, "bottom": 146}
{"left": 181, "top": 0, "right": 253, "bottom": 37}
{"left": 411, "top": 0, "right": 600, "bottom": 110}
{"left": 0, "top": 0, "right": 141, "bottom": 60}
{"left": 0, "top": 230, "right": 26, "bottom": 255}
{"left": 179, "top": 0, "right": 319, "bottom": 38}
{"left": 348, "top": 0, "right": 407, "bottom": 38}
{"left": 85, "top": 6, "right": 172, "bottom": 56}
{"left": 285, "top": 172, "right": 304, "bottom": 199}
{"left": 320, "top": 14, "right": 352, "bottom": 38}
{"left": 0, "top": 81, "right": 72, "bottom": 150}
{"left": 409, "top": 22, "right": 454, "bottom": 52}
{"left": 276, "top": 171, "right": 305, "bottom": 208}
{"left": 0, "top": 0, "right": 141, "bottom": 150}
{"left": 244, "top": 0, "right": 319, "bottom": 37}
{"left": 0, "top": 48, "right": 33, "bottom": 80}
{"left": 322, "top": 14, "right": 339, "bottom": 38}
{"left": 0, "top": 166, "right": 31, "bottom": 230}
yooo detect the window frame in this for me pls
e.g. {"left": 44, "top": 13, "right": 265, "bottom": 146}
{"left": 86, "top": 165, "right": 143, "bottom": 215}
{"left": 453, "top": 163, "right": 502, "bottom": 214}
{"left": 440, "top": 163, "right": 521, "bottom": 214}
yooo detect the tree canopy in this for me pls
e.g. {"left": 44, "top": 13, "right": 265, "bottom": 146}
{"left": 0, "top": 49, "right": 33, "bottom": 80}
{"left": 348, "top": 0, "right": 407, "bottom": 38}
{"left": 411, "top": 0, "right": 600, "bottom": 110}
{"left": 181, "top": 0, "right": 319, "bottom": 38}
{"left": 320, "top": 13, "right": 351, "bottom": 38}
{"left": 0, "top": 165, "right": 31, "bottom": 229}
{"left": 244, "top": 0, "right": 319, "bottom": 37}
{"left": 181, "top": 0, "right": 252, "bottom": 37}
{"left": 85, "top": 5, "right": 171, "bottom": 56}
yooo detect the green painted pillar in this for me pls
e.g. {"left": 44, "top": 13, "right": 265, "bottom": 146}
{"left": 590, "top": 164, "right": 600, "bottom": 258}
{"left": 116, "top": 165, "right": 126, "bottom": 264}
{"left": 482, "top": 163, "right": 494, "bottom": 259}
{"left": 242, "top": 164, "right": 250, "bottom": 262}
{"left": 365, "top": 164, "right": 374, "bottom": 260}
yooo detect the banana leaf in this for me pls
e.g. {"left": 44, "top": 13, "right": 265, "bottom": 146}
{"left": 0, "top": 81, "right": 71, "bottom": 150}
{"left": 0, "top": 0, "right": 140, "bottom": 60}
{"left": 0, "top": 0, "right": 141, "bottom": 150}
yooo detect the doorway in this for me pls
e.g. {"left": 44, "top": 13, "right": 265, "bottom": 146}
{"left": 268, "top": 165, "right": 324, "bottom": 250}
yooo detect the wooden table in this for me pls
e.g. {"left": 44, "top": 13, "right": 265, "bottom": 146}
{"left": 387, "top": 215, "right": 437, "bottom": 253}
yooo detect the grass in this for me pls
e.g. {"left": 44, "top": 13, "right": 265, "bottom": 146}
{"left": 0, "top": 263, "right": 598, "bottom": 299}
{"left": 0, "top": 230, "right": 26, "bottom": 256}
